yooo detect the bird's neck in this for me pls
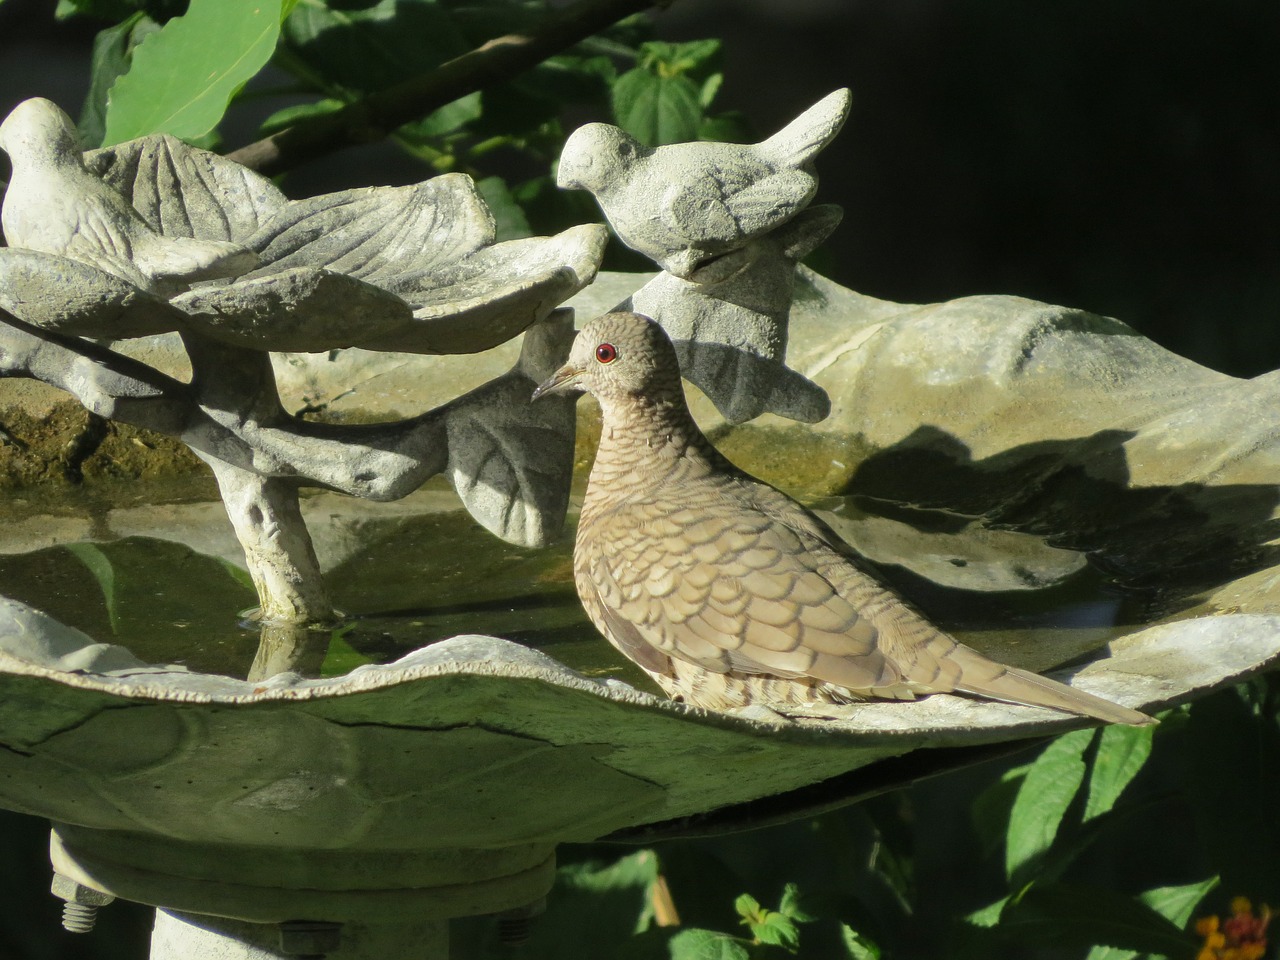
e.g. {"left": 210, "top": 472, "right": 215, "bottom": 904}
{"left": 588, "top": 391, "right": 725, "bottom": 499}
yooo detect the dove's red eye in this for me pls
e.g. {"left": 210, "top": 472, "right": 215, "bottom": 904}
{"left": 595, "top": 343, "right": 618, "bottom": 364}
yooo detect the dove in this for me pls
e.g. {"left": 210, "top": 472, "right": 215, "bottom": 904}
{"left": 0, "top": 98, "right": 258, "bottom": 295}
{"left": 557, "top": 88, "right": 852, "bottom": 280}
{"left": 532, "top": 311, "right": 1152, "bottom": 725}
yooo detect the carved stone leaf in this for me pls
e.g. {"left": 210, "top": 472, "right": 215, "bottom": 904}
{"left": 242, "top": 174, "right": 494, "bottom": 283}
{"left": 365, "top": 224, "right": 608, "bottom": 355}
{"left": 84, "top": 134, "right": 287, "bottom": 244}
{"left": 171, "top": 267, "right": 413, "bottom": 352}
{"left": 0, "top": 248, "right": 186, "bottom": 337}
{"left": 442, "top": 314, "right": 578, "bottom": 547}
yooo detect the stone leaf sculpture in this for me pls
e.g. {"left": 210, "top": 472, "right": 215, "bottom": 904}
{"left": 559, "top": 88, "right": 851, "bottom": 424}
{"left": 0, "top": 97, "right": 607, "bottom": 640}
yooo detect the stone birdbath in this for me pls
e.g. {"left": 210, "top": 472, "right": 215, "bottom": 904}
{"left": 3, "top": 90, "right": 1280, "bottom": 959}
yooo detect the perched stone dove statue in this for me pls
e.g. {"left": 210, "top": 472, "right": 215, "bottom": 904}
{"left": 533, "top": 311, "right": 1152, "bottom": 725}
{"left": 0, "top": 98, "right": 258, "bottom": 295}
{"left": 557, "top": 89, "right": 852, "bottom": 280}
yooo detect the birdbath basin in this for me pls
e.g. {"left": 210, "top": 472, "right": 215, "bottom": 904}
{"left": 5, "top": 266, "right": 1280, "bottom": 957}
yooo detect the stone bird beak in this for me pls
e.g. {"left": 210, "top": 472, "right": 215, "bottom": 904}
{"left": 531, "top": 363, "right": 586, "bottom": 401}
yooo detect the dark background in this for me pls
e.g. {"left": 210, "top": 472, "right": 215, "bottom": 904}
{"left": 4, "top": 0, "right": 1280, "bottom": 376}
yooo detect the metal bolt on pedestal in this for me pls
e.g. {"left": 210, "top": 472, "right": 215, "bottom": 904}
{"left": 496, "top": 898, "right": 547, "bottom": 947}
{"left": 279, "top": 919, "right": 343, "bottom": 958}
{"left": 50, "top": 873, "right": 115, "bottom": 934}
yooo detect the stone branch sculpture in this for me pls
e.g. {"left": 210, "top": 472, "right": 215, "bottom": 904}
{"left": 0, "top": 97, "right": 606, "bottom": 637}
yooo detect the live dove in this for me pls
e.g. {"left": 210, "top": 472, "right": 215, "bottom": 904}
{"left": 0, "top": 98, "right": 258, "bottom": 295}
{"left": 557, "top": 89, "right": 851, "bottom": 280}
{"left": 533, "top": 312, "right": 1152, "bottom": 725}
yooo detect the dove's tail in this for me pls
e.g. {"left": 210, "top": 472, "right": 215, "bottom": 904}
{"left": 758, "top": 88, "right": 853, "bottom": 168}
{"left": 943, "top": 643, "right": 1155, "bottom": 726}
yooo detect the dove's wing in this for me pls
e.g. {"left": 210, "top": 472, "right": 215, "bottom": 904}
{"left": 582, "top": 492, "right": 915, "bottom": 697}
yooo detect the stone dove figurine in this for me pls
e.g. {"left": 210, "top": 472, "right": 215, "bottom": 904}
{"left": 557, "top": 88, "right": 852, "bottom": 280}
{"left": 533, "top": 311, "right": 1152, "bottom": 725}
{"left": 0, "top": 98, "right": 258, "bottom": 295}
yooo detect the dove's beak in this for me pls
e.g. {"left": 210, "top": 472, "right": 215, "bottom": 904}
{"left": 531, "top": 364, "right": 586, "bottom": 401}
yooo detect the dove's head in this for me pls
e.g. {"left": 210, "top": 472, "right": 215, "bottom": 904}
{"left": 0, "top": 98, "right": 82, "bottom": 164}
{"left": 532, "top": 311, "right": 682, "bottom": 406}
{"left": 557, "top": 123, "right": 644, "bottom": 194}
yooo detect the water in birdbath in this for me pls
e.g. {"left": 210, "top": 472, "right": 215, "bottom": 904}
{"left": 0, "top": 478, "right": 1152, "bottom": 687}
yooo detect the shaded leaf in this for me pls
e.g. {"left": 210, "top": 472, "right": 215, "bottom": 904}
{"left": 258, "top": 98, "right": 345, "bottom": 138}
{"left": 476, "top": 176, "right": 533, "bottom": 242}
{"left": 282, "top": 0, "right": 469, "bottom": 95}
{"left": 999, "top": 883, "right": 1199, "bottom": 957}
{"left": 778, "top": 883, "right": 814, "bottom": 923}
{"left": 1084, "top": 877, "right": 1220, "bottom": 960}
{"left": 841, "top": 925, "right": 883, "bottom": 960}
{"left": 971, "top": 763, "right": 1030, "bottom": 858}
{"left": 1006, "top": 729, "right": 1093, "bottom": 883}
{"left": 65, "top": 543, "right": 119, "bottom": 632}
{"left": 1084, "top": 722, "right": 1155, "bottom": 821}
{"left": 103, "top": 0, "right": 289, "bottom": 144}
{"left": 612, "top": 68, "right": 703, "bottom": 146}
{"left": 79, "top": 13, "right": 159, "bottom": 148}
{"left": 668, "top": 929, "right": 750, "bottom": 960}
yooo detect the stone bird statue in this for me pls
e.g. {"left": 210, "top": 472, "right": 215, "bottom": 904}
{"left": 0, "top": 98, "right": 258, "bottom": 296}
{"left": 533, "top": 311, "right": 1153, "bottom": 725}
{"left": 557, "top": 89, "right": 852, "bottom": 280}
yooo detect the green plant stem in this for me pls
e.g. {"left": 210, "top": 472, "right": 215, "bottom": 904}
{"left": 227, "top": 0, "right": 672, "bottom": 175}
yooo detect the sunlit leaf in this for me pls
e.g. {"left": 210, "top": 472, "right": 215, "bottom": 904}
{"left": 668, "top": 929, "right": 750, "bottom": 960}
{"left": 1084, "top": 722, "right": 1155, "bottom": 821}
{"left": 103, "top": 0, "right": 291, "bottom": 144}
{"left": 1006, "top": 729, "right": 1093, "bottom": 883}
{"left": 1084, "top": 877, "right": 1220, "bottom": 960}
{"left": 841, "top": 924, "right": 883, "bottom": 960}
{"left": 79, "top": 13, "right": 159, "bottom": 148}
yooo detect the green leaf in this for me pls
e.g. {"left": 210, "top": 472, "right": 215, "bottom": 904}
{"left": 1005, "top": 729, "right": 1094, "bottom": 883}
{"left": 611, "top": 68, "right": 703, "bottom": 146}
{"left": 998, "top": 883, "right": 1199, "bottom": 957}
{"left": 1138, "top": 876, "right": 1220, "bottom": 927}
{"left": 1085, "top": 875, "right": 1222, "bottom": 958}
{"left": 840, "top": 924, "right": 883, "bottom": 960}
{"left": 733, "top": 892, "right": 762, "bottom": 921}
{"left": 1084, "top": 722, "right": 1155, "bottom": 821}
{"left": 65, "top": 542, "right": 119, "bottom": 631}
{"left": 965, "top": 895, "right": 1011, "bottom": 929}
{"left": 103, "top": 0, "right": 290, "bottom": 144}
{"left": 778, "top": 883, "right": 814, "bottom": 923}
{"left": 258, "top": 97, "right": 345, "bottom": 137}
{"left": 637, "top": 39, "right": 722, "bottom": 77}
{"left": 668, "top": 929, "right": 750, "bottom": 960}
{"left": 80, "top": 14, "right": 159, "bottom": 148}
{"left": 476, "top": 176, "right": 532, "bottom": 241}
{"left": 282, "top": 0, "right": 470, "bottom": 97}
{"left": 753, "top": 912, "right": 800, "bottom": 951}
{"left": 971, "top": 762, "right": 1031, "bottom": 858}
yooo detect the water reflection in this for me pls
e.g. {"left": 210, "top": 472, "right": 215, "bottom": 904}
{"left": 0, "top": 483, "right": 1149, "bottom": 685}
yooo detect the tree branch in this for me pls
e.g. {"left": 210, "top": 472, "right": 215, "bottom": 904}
{"left": 227, "top": 0, "right": 667, "bottom": 175}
